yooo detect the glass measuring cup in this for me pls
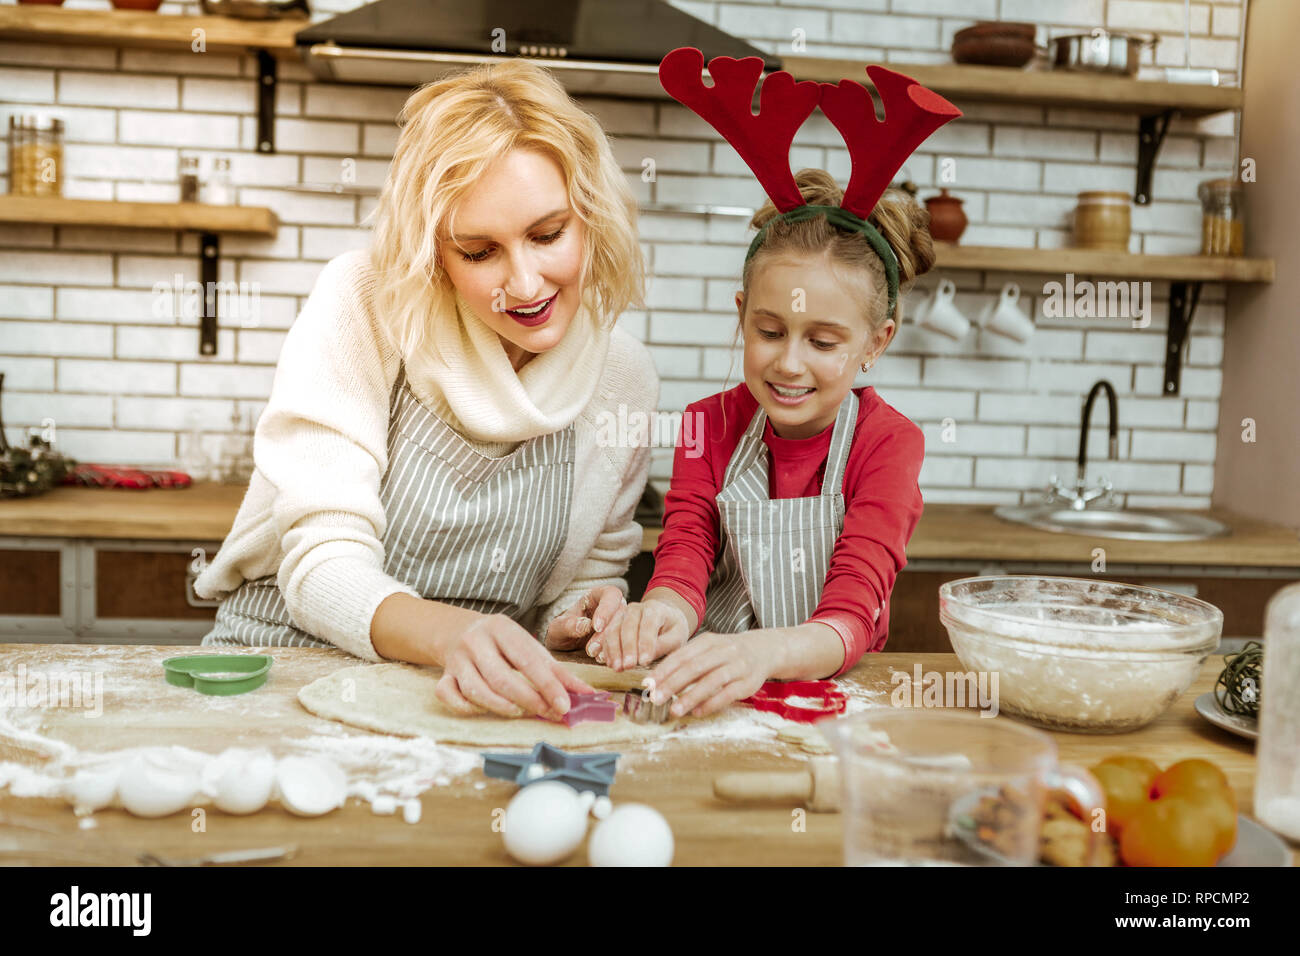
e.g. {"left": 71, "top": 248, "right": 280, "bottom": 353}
{"left": 820, "top": 710, "right": 1105, "bottom": 866}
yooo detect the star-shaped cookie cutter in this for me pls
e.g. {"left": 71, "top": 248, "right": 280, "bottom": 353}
{"left": 481, "top": 742, "right": 620, "bottom": 796}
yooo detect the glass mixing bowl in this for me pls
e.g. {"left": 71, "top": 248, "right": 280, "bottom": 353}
{"left": 939, "top": 576, "right": 1222, "bottom": 733}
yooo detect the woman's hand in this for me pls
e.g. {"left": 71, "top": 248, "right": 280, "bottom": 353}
{"left": 543, "top": 586, "right": 627, "bottom": 650}
{"left": 436, "top": 613, "right": 594, "bottom": 720}
{"left": 645, "top": 632, "right": 777, "bottom": 717}
{"left": 588, "top": 599, "right": 690, "bottom": 670}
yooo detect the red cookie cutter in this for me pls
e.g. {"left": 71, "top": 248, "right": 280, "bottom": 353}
{"left": 741, "top": 680, "right": 848, "bottom": 723}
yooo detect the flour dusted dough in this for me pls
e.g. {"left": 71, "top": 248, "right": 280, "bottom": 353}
{"left": 297, "top": 662, "right": 676, "bottom": 748}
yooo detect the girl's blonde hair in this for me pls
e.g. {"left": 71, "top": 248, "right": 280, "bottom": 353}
{"left": 369, "top": 59, "right": 644, "bottom": 365}
{"left": 742, "top": 168, "right": 935, "bottom": 334}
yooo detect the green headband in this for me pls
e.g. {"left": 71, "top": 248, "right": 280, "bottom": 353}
{"left": 744, "top": 204, "right": 899, "bottom": 320}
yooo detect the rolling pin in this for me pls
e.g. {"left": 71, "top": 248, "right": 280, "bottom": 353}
{"left": 712, "top": 757, "right": 841, "bottom": 812}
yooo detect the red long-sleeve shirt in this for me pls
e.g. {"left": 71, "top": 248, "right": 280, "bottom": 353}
{"left": 645, "top": 384, "right": 925, "bottom": 675}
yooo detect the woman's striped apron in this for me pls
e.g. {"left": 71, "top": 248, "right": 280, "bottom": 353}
{"left": 202, "top": 365, "right": 575, "bottom": 649}
{"left": 700, "top": 390, "right": 857, "bottom": 634}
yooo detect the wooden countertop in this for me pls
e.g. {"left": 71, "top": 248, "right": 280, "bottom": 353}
{"left": 0, "top": 645, "right": 1288, "bottom": 866}
{"left": 3, "top": 484, "right": 1299, "bottom": 568}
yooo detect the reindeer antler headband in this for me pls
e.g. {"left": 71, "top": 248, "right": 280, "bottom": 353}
{"left": 658, "top": 47, "right": 961, "bottom": 320}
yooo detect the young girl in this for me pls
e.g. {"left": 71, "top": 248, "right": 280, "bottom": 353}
{"left": 545, "top": 48, "right": 960, "bottom": 716}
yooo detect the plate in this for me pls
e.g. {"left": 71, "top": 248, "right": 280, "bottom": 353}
{"left": 950, "top": 790, "right": 1289, "bottom": 867}
{"left": 1195, "top": 692, "right": 1258, "bottom": 741}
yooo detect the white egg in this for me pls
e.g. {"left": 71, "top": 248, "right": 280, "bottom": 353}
{"left": 203, "top": 748, "right": 275, "bottom": 815}
{"left": 65, "top": 766, "right": 120, "bottom": 815}
{"left": 502, "top": 781, "right": 589, "bottom": 866}
{"left": 117, "top": 752, "right": 201, "bottom": 818}
{"left": 371, "top": 794, "right": 398, "bottom": 815}
{"left": 275, "top": 756, "right": 347, "bottom": 817}
{"left": 588, "top": 804, "right": 674, "bottom": 867}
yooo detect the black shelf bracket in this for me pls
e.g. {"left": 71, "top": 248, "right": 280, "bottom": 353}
{"left": 256, "top": 49, "right": 277, "bottom": 154}
{"left": 1135, "top": 108, "right": 1175, "bottom": 205}
{"left": 1163, "top": 280, "right": 1202, "bottom": 396}
{"left": 199, "top": 232, "right": 220, "bottom": 357}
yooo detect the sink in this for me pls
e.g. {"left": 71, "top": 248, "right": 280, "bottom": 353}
{"left": 994, "top": 504, "right": 1230, "bottom": 542}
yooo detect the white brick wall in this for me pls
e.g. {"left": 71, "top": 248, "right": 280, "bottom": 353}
{"left": 0, "top": 0, "right": 1242, "bottom": 499}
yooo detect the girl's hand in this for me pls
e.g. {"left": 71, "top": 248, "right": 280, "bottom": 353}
{"left": 542, "top": 586, "right": 627, "bottom": 650}
{"left": 437, "top": 613, "right": 594, "bottom": 719}
{"left": 646, "top": 632, "right": 776, "bottom": 717}
{"left": 588, "top": 599, "right": 690, "bottom": 670}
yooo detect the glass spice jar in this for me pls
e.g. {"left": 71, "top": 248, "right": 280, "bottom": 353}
{"left": 179, "top": 154, "right": 201, "bottom": 203}
{"left": 205, "top": 156, "right": 233, "bottom": 205}
{"left": 1198, "top": 177, "right": 1244, "bottom": 256}
{"left": 7, "top": 114, "right": 65, "bottom": 197}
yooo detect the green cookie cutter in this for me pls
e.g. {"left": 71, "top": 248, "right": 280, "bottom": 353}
{"left": 163, "top": 654, "right": 273, "bottom": 696}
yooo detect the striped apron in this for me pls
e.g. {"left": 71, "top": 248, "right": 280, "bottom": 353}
{"left": 700, "top": 390, "right": 857, "bottom": 634}
{"left": 202, "top": 365, "right": 576, "bottom": 649}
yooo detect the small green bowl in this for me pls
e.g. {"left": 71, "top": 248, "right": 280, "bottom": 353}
{"left": 162, "top": 654, "right": 273, "bottom": 696}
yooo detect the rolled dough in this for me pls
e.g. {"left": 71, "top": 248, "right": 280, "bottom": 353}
{"left": 297, "top": 662, "right": 679, "bottom": 748}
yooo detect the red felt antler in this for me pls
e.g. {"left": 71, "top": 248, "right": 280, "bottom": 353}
{"left": 659, "top": 47, "right": 821, "bottom": 213}
{"left": 819, "top": 66, "right": 962, "bottom": 220}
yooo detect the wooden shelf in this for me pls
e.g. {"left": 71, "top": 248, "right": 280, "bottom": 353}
{"left": 784, "top": 56, "right": 1242, "bottom": 119}
{"left": 0, "top": 5, "right": 301, "bottom": 57}
{"left": 0, "top": 195, "right": 277, "bottom": 235}
{"left": 934, "top": 243, "right": 1274, "bottom": 283}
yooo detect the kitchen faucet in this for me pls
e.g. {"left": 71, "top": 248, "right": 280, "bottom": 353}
{"left": 1045, "top": 379, "right": 1120, "bottom": 511}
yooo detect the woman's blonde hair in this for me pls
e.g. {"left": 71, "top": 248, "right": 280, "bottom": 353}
{"left": 742, "top": 168, "right": 935, "bottom": 334}
{"left": 369, "top": 59, "right": 644, "bottom": 365}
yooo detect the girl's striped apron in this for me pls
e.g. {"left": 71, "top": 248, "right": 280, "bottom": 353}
{"left": 202, "top": 365, "right": 575, "bottom": 650}
{"left": 700, "top": 390, "right": 857, "bottom": 634}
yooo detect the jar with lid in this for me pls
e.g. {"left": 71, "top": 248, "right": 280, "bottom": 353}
{"left": 205, "top": 156, "right": 233, "bottom": 205}
{"left": 7, "top": 114, "right": 65, "bottom": 197}
{"left": 179, "top": 154, "right": 201, "bottom": 203}
{"left": 1198, "top": 178, "right": 1244, "bottom": 256}
{"left": 1073, "top": 191, "right": 1131, "bottom": 251}
{"left": 1256, "top": 583, "right": 1300, "bottom": 842}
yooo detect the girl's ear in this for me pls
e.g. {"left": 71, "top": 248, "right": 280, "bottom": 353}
{"left": 734, "top": 290, "right": 745, "bottom": 320}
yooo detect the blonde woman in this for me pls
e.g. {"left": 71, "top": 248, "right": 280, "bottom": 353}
{"left": 194, "top": 60, "right": 657, "bottom": 721}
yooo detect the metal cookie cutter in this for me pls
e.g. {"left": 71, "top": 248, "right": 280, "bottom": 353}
{"left": 622, "top": 686, "right": 675, "bottom": 724}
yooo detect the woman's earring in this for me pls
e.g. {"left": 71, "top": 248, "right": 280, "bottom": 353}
{"left": 860, "top": 361, "right": 872, "bottom": 373}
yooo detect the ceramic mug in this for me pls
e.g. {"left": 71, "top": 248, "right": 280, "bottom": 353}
{"left": 915, "top": 279, "right": 970, "bottom": 340}
{"left": 978, "top": 283, "right": 1035, "bottom": 343}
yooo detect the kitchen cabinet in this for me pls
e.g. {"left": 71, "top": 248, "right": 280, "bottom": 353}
{"left": 0, "top": 537, "right": 218, "bottom": 644}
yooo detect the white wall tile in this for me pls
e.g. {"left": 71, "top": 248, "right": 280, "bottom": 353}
{"left": 1129, "top": 429, "right": 1218, "bottom": 462}
{"left": 1, "top": 285, "right": 55, "bottom": 320}
{"left": 59, "top": 358, "right": 174, "bottom": 393}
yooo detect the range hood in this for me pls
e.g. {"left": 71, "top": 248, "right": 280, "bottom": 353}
{"left": 295, "top": 0, "right": 779, "bottom": 98}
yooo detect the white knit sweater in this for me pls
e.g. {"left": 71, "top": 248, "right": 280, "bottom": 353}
{"left": 194, "top": 249, "right": 659, "bottom": 662}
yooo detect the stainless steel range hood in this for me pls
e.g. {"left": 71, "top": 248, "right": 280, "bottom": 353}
{"left": 295, "top": 0, "right": 779, "bottom": 98}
